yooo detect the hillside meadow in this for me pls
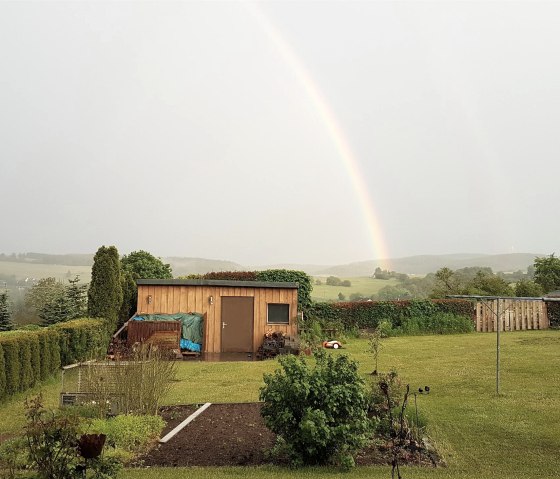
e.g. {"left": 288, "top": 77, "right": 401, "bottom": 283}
{"left": 0, "top": 260, "right": 91, "bottom": 283}
{"left": 1, "top": 330, "right": 559, "bottom": 478}
{"left": 311, "top": 276, "right": 399, "bottom": 301}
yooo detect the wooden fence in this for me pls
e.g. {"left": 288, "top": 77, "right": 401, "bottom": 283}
{"left": 475, "top": 299, "right": 549, "bottom": 332}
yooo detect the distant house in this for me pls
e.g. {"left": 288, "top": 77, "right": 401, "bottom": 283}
{"left": 136, "top": 279, "right": 299, "bottom": 354}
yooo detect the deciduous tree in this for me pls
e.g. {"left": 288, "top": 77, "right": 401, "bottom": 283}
{"left": 121, "top": 250, "right": 172, "bottom": 279}
{"left": 534, "top": 254, "right": 560, "bottom": 293}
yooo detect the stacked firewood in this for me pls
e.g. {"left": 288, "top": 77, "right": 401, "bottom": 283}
{"left": 256, "top": 331, "right": 299, "bottom": 360}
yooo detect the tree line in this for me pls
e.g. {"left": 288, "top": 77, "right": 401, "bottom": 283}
{"left": 0, "top": 247, "right": 173, "bottom": 332}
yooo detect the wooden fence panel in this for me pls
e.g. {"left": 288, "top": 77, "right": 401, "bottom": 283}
{"left": 475, "top": 300, "right": 548, "bottom": 332}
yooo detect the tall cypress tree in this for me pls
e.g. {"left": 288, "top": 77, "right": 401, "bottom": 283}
{"left": 0, "top": 291, "right": 14, "bottom": 331}
{"left": 87, "top": 246, "right": 123, "bottom": 332}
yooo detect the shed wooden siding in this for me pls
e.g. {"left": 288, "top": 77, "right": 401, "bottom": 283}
{"left": 136, "top": 285, "right": 298, "bottom": 353}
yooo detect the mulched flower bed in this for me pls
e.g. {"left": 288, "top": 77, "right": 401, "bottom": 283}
{"left": 137, "top": 403, "right": 442, "bottom": 468}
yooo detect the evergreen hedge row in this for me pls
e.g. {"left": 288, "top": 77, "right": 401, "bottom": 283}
{"left": 306, "top": 299, "right": 475, "bottom": 330}
{"left": 0, "top": 318, "right": 109, "bottom": 402}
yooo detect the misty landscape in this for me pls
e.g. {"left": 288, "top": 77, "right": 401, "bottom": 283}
{"left": 1, "top": 2, "right": 559, "bottom": 479}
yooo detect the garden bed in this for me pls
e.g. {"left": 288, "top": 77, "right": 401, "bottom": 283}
{"left": 137, "top": 403, "right": 442, "bottom": 468}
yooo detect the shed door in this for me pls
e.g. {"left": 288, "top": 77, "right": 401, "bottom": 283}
{"left": 221, "top": 297, "right": 254, "bottom": 353}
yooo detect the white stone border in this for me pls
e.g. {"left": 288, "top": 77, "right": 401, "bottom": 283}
{"left": 159, "top": 402, "right": 212, "bottom": 443}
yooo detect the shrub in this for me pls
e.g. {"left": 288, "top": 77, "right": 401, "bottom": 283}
{"left": 260, "top": 350, "right": 373, "bottom": 468}
{"left": 0, "top": 437, "right": 28, "bottom": 478}
{"left": 83, "top": 344, "right": 177, "bottom": 416}
{"left": 87, "top": 414, "right": 165, "bottom": 454}
{"left": 24, "top": 394, "right": 120, "bottom": 479}
{"left": 394, "top": 313, "right": 474, "bottom": 336}
{"left": 24, "top": 394, "right": 82, "bottom": 479}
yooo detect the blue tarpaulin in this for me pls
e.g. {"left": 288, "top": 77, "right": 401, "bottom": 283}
{"left": 133, "top": 313, "right": 203, "bottom": 351}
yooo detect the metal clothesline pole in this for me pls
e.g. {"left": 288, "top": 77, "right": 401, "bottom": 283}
{"left": 447, "top": 295, "right": 560, "bottom": 396}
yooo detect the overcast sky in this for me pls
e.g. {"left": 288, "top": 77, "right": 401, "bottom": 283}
{"left": 1, "top": 1, "right": 559, "bottom": 266}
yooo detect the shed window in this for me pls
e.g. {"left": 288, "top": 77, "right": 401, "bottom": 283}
{"left": 267, "top": 303, "right": 290, "bottom": 324}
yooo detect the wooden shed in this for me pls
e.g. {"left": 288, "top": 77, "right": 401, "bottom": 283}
{"left": 136, "top": 279, "right": 299, "bottom": 354}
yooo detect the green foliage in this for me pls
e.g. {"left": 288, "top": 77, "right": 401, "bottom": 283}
{"left": 24, "top": 394, "right": 81, "bottom": 479}
{"left": 53, "top": 318, "right": 110, "bottom": 365}
{"left": 367, "top": 370, "right": 404, "bottom": 426}
{"left": 366, "top": 327, "right": 383, "bottom": 374}
{"left": 18, "top": 334, "right": 35, "bottom": 391}
{"left": 23, "top": 394, "right": 120, "bottom": 479}
{"left": 545, "top": 301, "right": 560, "bottom": 328}
{"left": 376, "top": 284, "right": 414, "bottom": 300}
{"left": 39, "top": 292, "right": 74, "bottom": 326}
{"left": 373, "top": 268, "right": 408, "bottom": 281}
{"left": 259, "top": 350, "right": 372, "bottom": 468}
{"left": 24, "top": 276, "right": 88, "bottom": 326}
{"left": 469, "top": 270, "right": 514, "bottom": 296}
{"left": 307, "top": 299, "right": 474, "bottom": 334}
{"left": 25, "top": 278, "right": 65, "bottom": 313}
{"left": 0, "top": 343, "right": 6, "bottom": 401}
{"left": 256, "top": 269, "right": 313, "bottom": 310}
{"left": 337, "top": 292, "right": 345, "bottom": 301}
{"left": 65, "top": 275, "right": 88, "bottom": 319}
{"left": 515, "top": 279, "right": 544, "bottom": 297}
{"left": 393, "top": 312, "right": 474, "bottom": 336}
{"left": 0, "top": 436, "right": 28, "bottom": 478}
{"left": 534, "top": 254, "right": 560, "bottom": 293}
{"left": 86, "top": 414, "right": 165, "bottom": 454}
{"left": 121, "top": 250, "right": 173, "bottom": 279}
{"left": 203, "top": 271, "right": 257, "bottom": 281}
{"left": 88, "top": 246, "right": 123, "bottom": 332}
{"left": 325, "top": 276, "right": 351, "bottom": 287}
{"left": 0, "top": 290, "right": 14, "bottom": 331}
{"left": 181, "top": 269, "right": 313, "bottom": 311}
{"left": 1, "top": 337, "right": 21, "bottom": 396}
{"left": 0, "top": 320, "right": 105, "bottom": 402}
{"left": 119, "top": 269, "right": 137, "bottom": 328}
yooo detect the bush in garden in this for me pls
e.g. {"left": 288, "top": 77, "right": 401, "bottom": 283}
{"left": 0, "top": 437, "right": 28, "bottom": 479}
{"left": 86, "top": 414, "right": 165, "bottom": 455}
{"left": 24, "top": 394, "right": 121, "bottom": 479}
{"left": 260, "top": 350, "right": 373, "bottom": 468}
{"left": 24, "top": 394, "right": 82, "bottom": 479}
{"left": 395, "top": 312, "right": 474, "bottom": 336}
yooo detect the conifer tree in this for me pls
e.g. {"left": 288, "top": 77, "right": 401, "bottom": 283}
{"left": 66, "top": 275, "right": 87, "bottom": 319}
{"left": 87, "top": 246, "right": 123, "bottom": 331}
{"left": 0, "top": 291, "right": 14, "bottom": 331}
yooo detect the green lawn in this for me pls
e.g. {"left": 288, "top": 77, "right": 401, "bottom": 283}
{"left": 311, "top": 277, "right": 398, "bottom": 301}
{"left": 1, "top": 331, "right": 559, "bottom": 478}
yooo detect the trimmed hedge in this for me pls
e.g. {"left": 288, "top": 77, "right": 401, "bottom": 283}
{"left": 306, "top": 299, "right": 475, "bottom": 331}
{"left": 0, "top": 318, "right": 110, "bottom": 402}
{"left": 52, "top": 318, "right": 110, "bottom": 365}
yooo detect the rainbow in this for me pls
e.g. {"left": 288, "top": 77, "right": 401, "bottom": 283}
{"left": 244, "top": 3, "right": 391, "bottom": 268}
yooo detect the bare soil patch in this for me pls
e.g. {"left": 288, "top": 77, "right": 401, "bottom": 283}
{"left": 138, "top": 403, "right": 441, "bottom": 468}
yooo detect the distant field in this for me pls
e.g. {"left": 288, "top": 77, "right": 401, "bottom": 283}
{"left": 311, "top": 276, "right": 399, "bottom": 301}
{"left": 0, "top": 261, "right": 91, "bottom": 283}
